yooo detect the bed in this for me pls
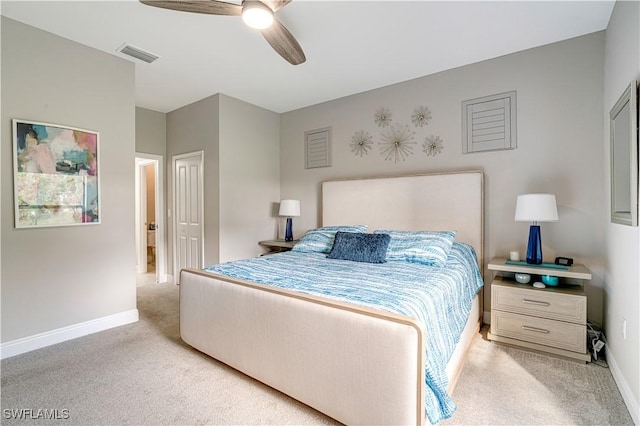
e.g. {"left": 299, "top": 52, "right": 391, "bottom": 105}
{"left": 179, "top": 170, "right": 484, "bottom": 425}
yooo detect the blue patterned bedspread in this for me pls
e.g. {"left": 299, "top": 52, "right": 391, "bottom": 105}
{"left": 204, "top": 242, "right": 483, "bottom": 423}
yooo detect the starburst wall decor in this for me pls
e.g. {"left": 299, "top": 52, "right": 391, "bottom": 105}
{"left": 379, "top": 124, "right": 416, "bottom": 163}
{"left": 350, "top": 130, "right": 373, "bottom": 157}
{"left": 374, "top": 107, "right": 392, "bottom": 128}
{"left": 423, "top": 135, "right": 444, "bottom": 157}
{"left": 411, "top": 105, "right": 432, "bottom": 127}
{"left": 348, "top": 104, "right": 444, "bottom": 162}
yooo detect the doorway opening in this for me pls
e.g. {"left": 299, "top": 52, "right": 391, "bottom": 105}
{"left": 135, "top": 153, "right": 166, "bottom": 286}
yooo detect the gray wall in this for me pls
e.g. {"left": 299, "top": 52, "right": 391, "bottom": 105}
{"left": 167, "top": 94, "right": 220, "bottom": 273}
{"left": 1, "top": 18, "right": 136, "bottom": 342}
{"left": 218, "top": 94, "right": 280, "bottom": 262}
{"left": 166, "top": 93, "right": 280, "bottom": 272}
{"left": 280, "top": 32, "right": 606, "bottom": 326}
{"left": 136, "top": 107, "right": 168, "bottom": 278}
{"left": 136, "top": 107, "right": 166, "bottom": 156}
{"left": 603, "top": 0, "right": 640, "bottom": 418}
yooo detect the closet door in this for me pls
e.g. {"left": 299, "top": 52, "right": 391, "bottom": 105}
{"left": 173, "top": 151, "right": 204, "bottom": 282}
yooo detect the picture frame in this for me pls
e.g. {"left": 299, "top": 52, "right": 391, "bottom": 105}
{"left": 609, "top": 81, "right": 638, "bottom": 226}
{"left": 12, "top": 119, "right": 100, "bottom": 228}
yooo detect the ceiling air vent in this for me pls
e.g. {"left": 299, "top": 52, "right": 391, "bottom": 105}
{"left": 117, "top": 43, "right": 159, "bottom": 64}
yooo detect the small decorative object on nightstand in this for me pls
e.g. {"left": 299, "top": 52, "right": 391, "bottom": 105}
{"left": 487, "top": 257, "right": 592, "bottom": 362}
{"left": 259, "top": 239, "right": 298, "bottom": 255}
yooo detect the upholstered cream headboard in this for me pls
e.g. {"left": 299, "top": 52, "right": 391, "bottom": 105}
{"left": 322, "top": 170, "right": 484, "bottom": 269}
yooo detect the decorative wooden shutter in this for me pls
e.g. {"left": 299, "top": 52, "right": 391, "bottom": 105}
{"left": 305, "top": 127, "right": 332, "bottom": 169}
{"left": 462, "top": 91, "right": 517, "bottom": 153}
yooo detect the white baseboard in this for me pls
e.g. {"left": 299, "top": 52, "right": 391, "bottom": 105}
{"left": 0, "top": 309, "right": 139, "bottom": 360}
{"left": 606, "top": 346, "right": 639, "bottom": 425}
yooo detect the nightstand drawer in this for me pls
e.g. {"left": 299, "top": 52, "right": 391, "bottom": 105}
{"left": 491, "top": 310, "right": 586, "bottom": 353}
{"left": 492, "top": 282, "right": 586, "bottom": 324}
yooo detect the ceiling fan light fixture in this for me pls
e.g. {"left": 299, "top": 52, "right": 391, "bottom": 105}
{"left": 242, "top": 1, "right": 274, "bottom": 29}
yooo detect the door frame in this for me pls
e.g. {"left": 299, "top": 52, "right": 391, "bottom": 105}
{"left": 135, "top": 153, "right": 166, "bottom": 282}
{"left": 172, "top": 150, "right": 205, "bottom": 281}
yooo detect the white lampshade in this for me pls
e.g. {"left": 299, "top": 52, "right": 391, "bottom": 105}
{"left": 514, "top": 194, "right": 559, "bottom": 222}
{"left": 279, "top": 199, "right": 300, "bottom": 217}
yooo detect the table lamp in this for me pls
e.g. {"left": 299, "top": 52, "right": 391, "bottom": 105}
{"left": 279, "top": 199, "right": 300, "bottom": 242}
{"left": 514, "top": 193, "right": 558, "bottom": 264}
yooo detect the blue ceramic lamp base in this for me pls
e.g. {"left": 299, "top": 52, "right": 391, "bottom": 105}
{"left": 526, "top": 225, "right": 542, "bottom": 264}
{"left": 285, "top": 217, "right": 293, "bottom": 242}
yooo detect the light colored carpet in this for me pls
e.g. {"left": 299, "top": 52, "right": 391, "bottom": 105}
{"left": 137, "top": 271, "right": 157, "bottom": 287}
{"left": 1, "top": 282, "right": 633, "bottom": 425}
{"left": 443, "top": 329, "right": 633, "bottom": 425}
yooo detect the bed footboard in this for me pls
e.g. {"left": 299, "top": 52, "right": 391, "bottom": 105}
{"left": 180, "top": 268, "right": 426, "bottom": 425}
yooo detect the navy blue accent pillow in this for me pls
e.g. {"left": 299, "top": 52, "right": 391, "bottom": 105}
{"left": 327, "top": 232, "right": 391, "bottom": 263}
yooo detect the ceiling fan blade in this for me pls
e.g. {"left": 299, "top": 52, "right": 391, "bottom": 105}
{"left": 139, "top": 0, "right": 242, "bottom": 16}
{"left": 261, "top": 19, "right": 306, "bottom": 65}
{"left": 260, "top": 0, "right": 292, "bottom": 12}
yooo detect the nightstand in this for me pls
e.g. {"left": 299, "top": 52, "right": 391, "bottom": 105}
{"left": 487, "top": 257, "right": 592, "bottom": 362}
{"left": 258, "top": 239, "right": 298, "bottom": 255}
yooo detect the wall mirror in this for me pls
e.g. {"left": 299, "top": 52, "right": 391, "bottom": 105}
{"left": 610, "top": 80, "right": 638, "bottom": 226}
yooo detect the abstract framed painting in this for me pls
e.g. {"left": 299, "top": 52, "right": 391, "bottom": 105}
{"left": 12, "top": 119, "right": 100, "bottom": 228}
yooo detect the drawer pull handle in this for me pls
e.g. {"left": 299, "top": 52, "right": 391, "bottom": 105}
{"left": 521, "top": 325, "right": 550, "bottom": 334}
{"left": 522, "top": 299, "right": 550, "bottom": 307}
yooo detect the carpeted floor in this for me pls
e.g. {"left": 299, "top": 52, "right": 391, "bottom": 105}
{"left": 1, "top": 282, "right": 634, "bottom": 425}
{"left": 443, "top": 330, "right": 633, "bottom": 425}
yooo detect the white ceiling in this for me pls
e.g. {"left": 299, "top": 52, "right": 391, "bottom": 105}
{"left": 1, "top": 0, "right": 615, "bottom": 114}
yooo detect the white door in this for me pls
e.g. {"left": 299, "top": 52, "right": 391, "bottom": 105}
{"left": 173, "top": 151, "right": 204, "bottom": 282}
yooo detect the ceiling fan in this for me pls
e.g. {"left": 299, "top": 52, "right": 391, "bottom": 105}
{"left": 139, "top": 0, "right": 306, "bottom": 65}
